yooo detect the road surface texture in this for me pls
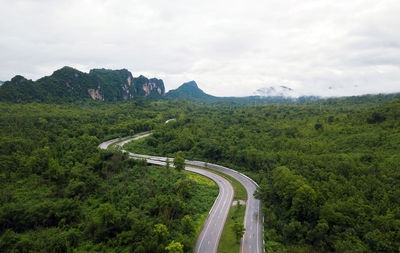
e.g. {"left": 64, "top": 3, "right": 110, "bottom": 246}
{"left": 99, "top": 131, "right": 263, "bottom": 253}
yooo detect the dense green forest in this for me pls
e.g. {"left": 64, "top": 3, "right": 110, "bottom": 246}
{"left": 1, "top": 94, "right": 400, "bottom": 252}
{"left": 0, "top": 101, "right": 218, "bottom": 252}
{"left": 124, "top": 96, "right": 400, "bottom": 252}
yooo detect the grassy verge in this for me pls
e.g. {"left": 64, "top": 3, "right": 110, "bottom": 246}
{"left": 184, "top": 171, "right": 219, "bottom": 245}
{"left": 190, "top": 165, "right": 248, "bottom": 201}
{"left": 205, "top": 167, "right": 247, "bottom": 253}
{"left": 218, "top": 203, "right": 246, "bottom": 253}
{"left": 208, "top": 169, "right": 247, "bottom": 201}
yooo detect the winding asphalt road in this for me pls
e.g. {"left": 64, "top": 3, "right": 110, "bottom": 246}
{"left": 188, "top": 161, "right": 263, "bottom": 253}
{"left": 181, "top": 167, "right": 233, "bottom": 253}
{"left": 99, "top": 135, "right": 234, "bottom": 253}
{"left": 99, "top": 132, "right": 263, "bottom": 253}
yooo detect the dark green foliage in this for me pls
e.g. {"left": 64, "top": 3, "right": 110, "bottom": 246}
{"left": 314, "top": 123, "right": 323, "bottom": 130}
{"left": 232, "top": 222, "right": 245, "bottom": 243}
{"left": 173, "top": 151, "right": 185, "bottom": 171}
{"left": 367, "top": 112, "right": 386, "bottom": 124}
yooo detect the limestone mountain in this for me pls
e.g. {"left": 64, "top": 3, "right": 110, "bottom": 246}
{"left": 0, "top": 66, "right": 165, "bottom": 103}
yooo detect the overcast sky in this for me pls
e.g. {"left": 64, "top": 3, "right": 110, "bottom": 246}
{"left": 1, "top": 0, "right": 399, "bottom": 97}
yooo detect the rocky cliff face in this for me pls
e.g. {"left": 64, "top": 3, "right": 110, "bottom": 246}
{"left": 132, "top": 75, "right": 165, "bottom": 98}
{"left": 0, "top": 67, "right": 165, "bottom": 102}
{"left": 88, "top": 86, "right": 104, "bottom": 101}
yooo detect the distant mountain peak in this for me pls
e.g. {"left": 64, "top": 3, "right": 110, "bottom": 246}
{"left": 166, "top": 80, "right": 215, "bottom": 102}
{"left": 181, "top": 81, "right": 198, "bottom": 88}
{"left": 59, "top": 66, "right": 79, "bottom": 71}
{"left": 10, "top": 75, "right": 28, "bottom": 84}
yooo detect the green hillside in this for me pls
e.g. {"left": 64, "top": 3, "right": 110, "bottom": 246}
{"left": 0, "top": 67, "right": 165, "bottom": 103}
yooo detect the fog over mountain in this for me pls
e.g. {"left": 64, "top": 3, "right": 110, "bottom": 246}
{"left": 253, "top": 86, "right": 299, "bottom": 98}
{"left": 0, "top": 0, "right": 400, "bottom": 97}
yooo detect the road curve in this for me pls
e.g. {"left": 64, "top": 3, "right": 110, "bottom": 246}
{"left": 99, "top": 132, "right": 264, "bottom": 253}
{"left": 109, "top": 133, "right": 264, "bottom": 253}
{"left": 109, "top": 142, "right": 264, "bottom": 253}
{"left": 98, "top": 134, "right": 234, "bottom": 253}
{"left": 123, "top": 148, "right": 264, "bottom": 253}
{"left": 188, "top": 161, "right": 263, "bottom": 253}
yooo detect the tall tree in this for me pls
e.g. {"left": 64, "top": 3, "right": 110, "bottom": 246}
{"left": 165, "top": 241, "right": 184, "bottom": 253}
{"left": 173, "top": 151, "right": 185, "bottom": 171}
{"left": 232, "top": 222, "right": 245, "bottom": 243}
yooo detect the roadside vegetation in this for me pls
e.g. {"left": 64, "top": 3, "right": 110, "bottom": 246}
{"left": 185, "top": 171, "right": 219, "bottom": 240}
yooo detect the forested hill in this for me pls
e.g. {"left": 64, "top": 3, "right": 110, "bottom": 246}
{"left": 0, "top": 67, "right": 165, "bottom": 103}
{"left": 165, "top": 81, "right": 219, "bottom": 103}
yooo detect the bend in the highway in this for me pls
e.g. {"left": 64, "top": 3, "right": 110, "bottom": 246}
{"left": 99, "top": 135, "right": 234, "bottom": 253}
{"left": 99, "top": 132, "right": 263, "bottom": 253}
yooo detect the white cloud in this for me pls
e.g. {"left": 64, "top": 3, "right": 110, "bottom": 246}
{"left": 0, "top": 0, "right": 399, "bottom": 97}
